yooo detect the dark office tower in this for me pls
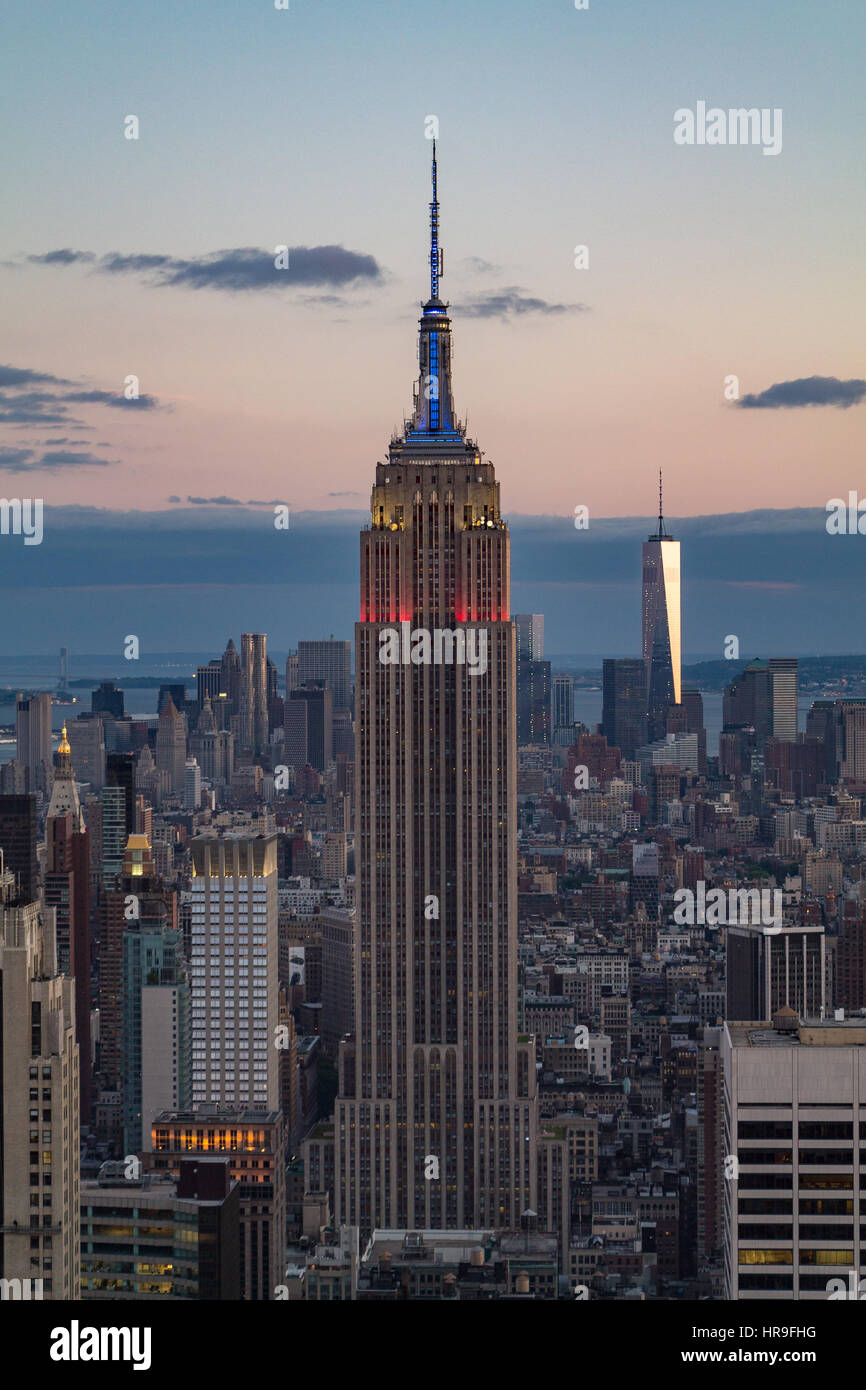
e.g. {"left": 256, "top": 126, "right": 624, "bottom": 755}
{"left": 240, "top": 633, "right": 269, "bottom": 754}
{"left": 0, "top": 793, "right": 38, "bottom": 904}
{"left": 100, "top": 785, "right": 127, "bottom": 888}
{"left": 67, "top": 713, "right": 105, "bottom": 790}
{"left": 722, "top": 659, "right": 772, "bottom": 743}
{"left": 283, "top": 697, "right": 308, "bottom": 771}
{"left": 681, "top": 687, "right": 707, "bottom": 774}
{"left": 45, "top": 814, "right": 74, "bottom": 972}
{"left": 515, "top": 614, "right": 544, "bottom": 743}
{"left": 335, "top": 147, "right": 538, "bottom": 1235}
{"left": 290, "top": 683, "right": 333, "bottom": 771}
{"left": 157, "top": 684, "right": 187, "bottom": 717}
{"left": 642, "top": 473, "right": 681, "bottom": 741}
{"left": 515, "top": 614, "right": 544, "bottom": 662}
{"left": 602, "top": 658, "right": 647, "bottom": 759}
{"left": 769, "top": 657, "right": 798, "bottom": 742}
{"left": 266, "top": 655, "right": 281, "bottom": 729}
{"left": 298, "top": 638, "right": 352, "bottom": 712}
{"left": 155, "top": 694, "right": 186, "bottom": 796}
{"left": 696, "top": 1026, "right": 724, "bottom": 1275}
{"left": 764, "top": 735, "right": 823, "bottom": 799}
{"left": 16, "top": 690, "right": 52, "bottom": 791}
{"left": 806, "top": 699, "right": 837, "bottom": 783}
{"left": 525, "top": 660, "right": 551, "bottom": 743}
{"left": 92, "top": 681, "right": 124, "bottom": 719}
{"left": 321, "top": 906, "right": 354, "bottom": 1058}
{"left": 196, "top": 659, "right": 222, "bottom": 710}
{"left": 106, "top": 753, "right": 136, "bottom": 838}
{"left": 121, "top": 836, "right": 189, "bottom": 1154}
{"left": 552, "top": 673, "right": 574, "bottom": 731}
{"left": 831, "top": 699, "right": 866, "bottom": 781}
{"left": 220, "top": 637, "right": 242, "bottom": 715}
{"left": 726, "top": 923, "right": 825, "bottom": 1022}
{"left": 100, "top": 833, "right": 166, "bottom": 1097}
{"left": 47, "top": 726, "right": 92, "bottom": 1123}
{"left": 285, "top": 650, "right": 299, "bottom": 698}
{"left": 837, "top": 905, "right": 866, "bottom": 1013}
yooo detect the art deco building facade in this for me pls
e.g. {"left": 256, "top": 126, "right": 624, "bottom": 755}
{"left": 45, "top": 725, "right": 92, "bottom": 1123}
{"left": 0, "top": 864, "right": 79, "bottom": 1298}
{"left": 241, "top": 633, "right": 269, "bottom": 755}
{"left": 642, "top": 476, "right": 681, "bottom": 741}
{"left": 335, "top": 148, "right": 538, "bottom": 1234}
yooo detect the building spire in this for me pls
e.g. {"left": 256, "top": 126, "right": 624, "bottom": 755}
{"left": 403, "top": 142, "right": 461, "bottom": 442}
{"left": 658, "top": 468, "right": 664, "bottom": 537}
{"left": 48, "top": 721, "right": 84, "bottom": 829}
{"left": 430, "top": 140, "right": 441, "bottom": 301}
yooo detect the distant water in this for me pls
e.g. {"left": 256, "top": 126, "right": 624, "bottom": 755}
{"left": 0, "top": 682, "right": 169, "bottom": 765}
{"left": 0, "top": 665, "right": 821, "bottom": 765}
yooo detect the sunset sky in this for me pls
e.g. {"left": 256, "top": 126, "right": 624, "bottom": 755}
{"left": 2, "top": 0, "right": 863, "bottom": 523}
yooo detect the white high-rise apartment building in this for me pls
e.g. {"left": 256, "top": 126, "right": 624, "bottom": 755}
{"left": 189, "top": 834, "right": 278, "bottom": 1109}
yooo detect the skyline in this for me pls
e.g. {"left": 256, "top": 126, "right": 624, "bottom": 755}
{"left": 5, "top": 0, "right": 866, "bottom": 1330}
{"left": 0, "top": 502, "right": 863, "bottom": 657}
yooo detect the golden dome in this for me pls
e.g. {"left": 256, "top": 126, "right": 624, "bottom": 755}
{"left": 58, "top": 724, "right": 71, "bottom": 754}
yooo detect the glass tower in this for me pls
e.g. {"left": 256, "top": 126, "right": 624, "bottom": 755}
{"left": 642, "top": 473, "right": 681, "bottom": 741}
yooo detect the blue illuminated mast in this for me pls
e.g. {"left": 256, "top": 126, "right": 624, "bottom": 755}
{"left": 403, "top": 142, "right": 462, "bottom": 444}
{"left": 430, "top": 140, "right": 442, "bottom": 300}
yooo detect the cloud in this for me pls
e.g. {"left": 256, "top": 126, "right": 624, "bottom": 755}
{"left": 457, "top": 286, "right": 589, "bottom": 320}
{"left": 186, "top": 495, "right": 244, "bottom": 505}
{"left": 39, "top": 450, "right": 117, "bottom": 470}
{"left": 29, "top": 245, "right": 384, "bottom": 292}
{"left": 0, "top": 392, "right": 76, "bottom": 424}
{"left": 0, "top": 446, "right": 36, "bottom": 470}
{"left": 182, "top": 495, "right": 288, "bottom": 507}
{"left": 460, "top": 256, "right": 501, "bottom": 275}
{"left": 0, "top": 364, "right": 70, "bottom": 388}
{"left": 0, "top": 364, "right": 168, "bottom": 445}
{"left": 0, "top": 446, "right": 116, "bottom": 472}
{"left": 28, "top": 249, "right": 95, "bottom": 265}
{"left": 737, "top": 376, "right": 866, "bottom": 409}
{"left": 65, "top": 389, "right": 162, "bottom": 409}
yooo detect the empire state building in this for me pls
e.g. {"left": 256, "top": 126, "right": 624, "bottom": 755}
{"left": 334, "top": 148, "right": 538, "bottom": 1232}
